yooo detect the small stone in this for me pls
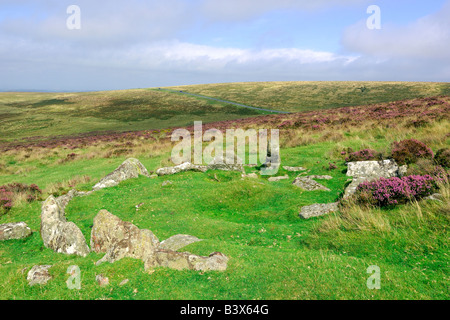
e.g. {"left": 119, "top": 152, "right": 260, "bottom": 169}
{"left": 292, "top": 177, "right": 330, "bottom": 191}
{"left": 283, "top": 166, "right": 307, "bottom": 172}
{"left": 96, "top": 274, "right": 109, "bottom": 287}
{"left": 27, "top": 265, "right": 52, "bottom": 286}
{"left": 119, "top": 279, "right": 129, "bottom": 286}
{"left": 241, "top": 173, "right": 258, "bottom": 179}
{"left": 162, "top": 180, "right": 173, "bottom": 187}
{"left": 268, "top": 175, "right": 289, "bottom": 182}
{"left": 299, "top": 202, "right": 339, "bottom": 219}
{"left": 0, "top": 222, "right": 32, "bottom": 241}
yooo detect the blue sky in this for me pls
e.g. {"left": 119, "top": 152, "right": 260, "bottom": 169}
{"left": 0, "top": 0, "right": 449, "bottom": 91}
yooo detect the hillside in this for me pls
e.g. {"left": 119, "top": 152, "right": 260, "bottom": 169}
{"left": 168, "top": 81, "right": 450, "bottom": 112}
{"left": 0, "top": 83, "right": 449, "bottom": 300}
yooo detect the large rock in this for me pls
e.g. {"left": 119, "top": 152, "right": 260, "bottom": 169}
{"left": 292, "top": 177, "right": 331, "bottom": 191}
{"left": 159, "top": 234, "right": 202, "bottom": 251}
{"left": 90, "top": 209, "right": 159, "bottom": 265}
{"left": 91, "top": 210, "right": 228, "bottom": 272}
{"left": 40, "top": 196, "right": 90, "bottom": 257}
{"left": 0, "top": 222, "right": 32, "bottom": 240}
{"left": 299, "top": 202, "right": 339, "bottom": 219}
{"left": 93, "top": 158, "right": 150, "bottom": 191}
{"left": 156, "top": 162, "right": 207, "bottom": 176}
{"left": 27, "top": 265, "right": 52, "bottom": 286}
{"left": 344, "top": 160, "right": 407, "bottom": 198}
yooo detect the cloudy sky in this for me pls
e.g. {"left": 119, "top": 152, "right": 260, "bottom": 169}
{"left": 1, "top": 0, "right": 449, "bottom": 91}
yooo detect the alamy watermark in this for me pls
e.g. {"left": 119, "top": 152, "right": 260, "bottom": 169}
{"left": 366, "top": 265, "right": 381, "bottom": 290}
{"left": 171, "top": 121, "right": 280, "bottom": 175}
{"left": 367, "top": 5, "right": 381, "bottom": 30}
{"left": 66, "top": 5, "right": 81, "bottom": 30}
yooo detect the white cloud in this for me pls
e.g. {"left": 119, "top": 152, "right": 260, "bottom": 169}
{"left": 200, "top": 0, "right": 370, "bottom": 21}
{"left": 342, "top": 1, "right": 450, "bottom": 61}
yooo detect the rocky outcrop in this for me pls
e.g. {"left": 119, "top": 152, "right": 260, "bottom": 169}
{"left": 90, "top": 209, "right": 159, "bottom": 265}
{"left": 299, "top": 202, "right": 339, "bottom": 219}
{"left": 344, "top": 160, "right": 407, "bottom": 198}
{"left": 0, "top": 222, "right": 32, "bottom": 240}
{"left": 292, "top": 177, "right": 331, "bottom": 191}
{"left": 156, "top": 162, "right": 207, "bottom": 176}
{"left": 93, "top": 158, "right": 150, "bottom": 191}
{"left": 40, "top": 196, "right": 90, "bottom": 257}
{"left": 90, "top": 210, "right": 228, "bottom": 272}
{"left": 159, "top": 234, "right": 202, "bottom": 251}
{"left": 27, "top": 265, "right": 52, "bottom": 286}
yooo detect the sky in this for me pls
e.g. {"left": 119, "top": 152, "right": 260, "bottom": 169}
{"left": 0, "top": 0, "right": 449, "bottom": 91}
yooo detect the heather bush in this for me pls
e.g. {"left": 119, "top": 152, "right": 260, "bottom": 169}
{"left": 345, "top": 149, "right": 381, "bottom": 162}
{"left": 391, "top": 139, "right": 434, "bottom": 165}
{"left": 0, "top": 182, "right": 42, "bottom": 215}
{"left": 434, "top": 148, "right": 450, "bottom": 168}
{"left": 355, "top": 175, "right": 440, "bottom": 207}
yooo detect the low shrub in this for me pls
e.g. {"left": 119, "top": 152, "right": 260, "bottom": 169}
{"left": 345, "top": 149, "right": 381, "bottom": 162}
{"left": 391, "top": 139, "right": 434, "bottom": 165}
{"left": 434, "top": 148, "right": 450, "bottom": 168}
{"left": 355, "top": 175, "right": 441, "bottom": 207}
{"left": 0, "top": 183, "right": 42, "bottom": 215}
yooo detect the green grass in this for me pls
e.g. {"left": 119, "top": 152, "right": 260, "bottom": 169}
{"left": 0, "top": 81, "right": 448, "bottom": 300}
{"left": 0, "top": 138, "right": 448, "bottom": 299}
{"left": 168, "top": 81, "right": 450, "bottom": 112}
{"left": 0, "top": 89, "right": 265, "bottom": 143}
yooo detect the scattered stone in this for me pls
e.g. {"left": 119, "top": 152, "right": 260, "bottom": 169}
{"left": 91, "top": 210, "right": 228, "bottom": 272}
{"left": 299, "top": 202, "right": 339, "bottom": 219}
{"left": 135, "top": 202, "right": 144, "bottom": 211}
{"left": 93, "top": 158, "right": 150, "bottom": 191}
{"left": 241, "top": 173, "right": 259, "bottom": 179}
{"left": 119, "top": 279, "right": 129, "bottom": 286}
{"left": 344, "top": 160, "right": 407, "bottom": 198}
{"left": 96, "top": 274, "right": 109, "bottom": 287}
{"left": 206, "top": 153, "right": 244, "bottom": 173}
{"left": 27, "top": 265, "right": 52, "bottom": 286}
{"left": 0, "top": 222, "right": 32, "bottom": 241}
{"left": 40, "top": 196, "right": 90, "bottom": 257}
{"left": 150, "top": 174, "right": 158, "bottom": 179}
{"left": 159, "top": 234, "right": 202, "bottom": 251}
{"left": 305, "top": 175, "right": 333, "bottom": 180}
{"left": 268, "top": 175, "right": 289, "bottom": 182}
{"left": 145, "top": 251, "right": 228, "bottom": 272}
{"left": 91, "top": 210, "right": 159, "bottom": 265}
{"left": 161, "top": 180, "right": 173, "bottom": 187}
{"left": 292, "top": 177, "right": 330, "bottom": 191}
{"left": 424, "top": 193, "right": 443, "bottom": 202}
{"left": 283, "top": 166, "right": 307, "bottom": 172}
{"left": 156, "top": 162, "right": 207, "bottom": 176}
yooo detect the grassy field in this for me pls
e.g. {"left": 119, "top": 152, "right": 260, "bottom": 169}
{"left": 169, "top": 81, "right": 450, "bottom": 112}
{"left": 0, "top": 83, "right": 449, "bottom": 300}
{"left": 0, "top": 89, "right": 265, "bottom": 143}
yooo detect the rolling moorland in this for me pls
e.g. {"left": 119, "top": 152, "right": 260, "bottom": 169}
{"left": 0, "top": 81, "right": 449, "bottom": 300}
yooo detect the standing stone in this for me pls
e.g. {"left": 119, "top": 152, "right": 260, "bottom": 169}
{"left": 0, "top": 222, "right": 32, "bottom": 241}
{"left": 93, "top": 158, "right": 150, "bottom": 191}
{"left": 40, "top": 196, "right": 90, "bottom": 257}
{"left": 27, "top": 265, "right": 52, "bottom": 286}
